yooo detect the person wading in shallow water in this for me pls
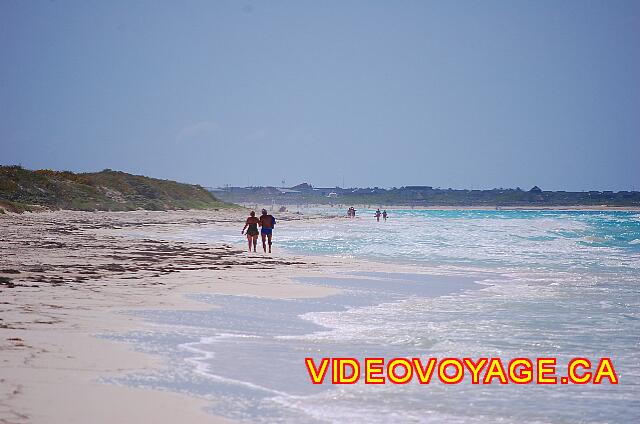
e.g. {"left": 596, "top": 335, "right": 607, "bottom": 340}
{"left": 241, "top": 211, "right": 260, "bottom": 252}
{"left": 259, "top": 208, "right": 276, "bottom": 253}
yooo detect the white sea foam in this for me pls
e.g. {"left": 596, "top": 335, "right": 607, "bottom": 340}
{"left": 123, "top": 210, "right": 640, "bottom": 423}
{"left": 179, "top": 335, "right": 289, "bottom": 396}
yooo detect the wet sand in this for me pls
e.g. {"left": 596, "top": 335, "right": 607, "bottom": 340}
{"left": 0, "top": 210, "right": 343, "bottom": 424}
{"left": 1, "top": 209, "right": 442, "bottom": 423}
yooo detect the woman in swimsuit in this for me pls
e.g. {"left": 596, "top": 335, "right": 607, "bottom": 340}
{"left": 242, "top": 211, "right": 260, "bottom": 252}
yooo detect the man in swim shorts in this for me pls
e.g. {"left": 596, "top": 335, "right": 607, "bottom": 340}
{"left": 258, "top": 208, "right": 276, "bottom": 253}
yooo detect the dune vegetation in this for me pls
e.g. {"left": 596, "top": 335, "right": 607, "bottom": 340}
{"left": 0, "top": 166, "right": 234, "bottom": 213}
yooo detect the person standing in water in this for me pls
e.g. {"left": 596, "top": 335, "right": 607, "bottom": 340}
{"left": 382, "top": 210, "right": 388, "bottom": 221}
{"left": 375, "top": 208, "right": 381, "bottom": 222}
{"left": 259, "top": 208, "right": 276, "bottom": 253}
{"left": 241, "top": 211, "right": 260, "bottom": 252}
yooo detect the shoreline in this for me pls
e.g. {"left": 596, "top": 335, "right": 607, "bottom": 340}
{"left": 365, "top": 205, "right": 640, "bottom": 211}
{"left": 0, "top": 210, "right": 334, "bottom": 423}
{"left": 2, "top": 207, "right": 636, "bottom": 423}
{"left": 244, "top": 203, "right": 640, "bottom": 213}
{"left": 0, "top": 209, "right": 442, "bottom": 424}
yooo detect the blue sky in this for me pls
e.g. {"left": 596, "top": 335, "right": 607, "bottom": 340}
{"left": 1, "top": 0, "right": 639, "bottom": 190}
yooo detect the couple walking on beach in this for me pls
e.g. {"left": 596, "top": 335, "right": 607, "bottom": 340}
{"left": 375, "top": 208, "right": 388, "bottom": 222}
{"left": 242, "top": 209, "right": 276, "bottom": 253}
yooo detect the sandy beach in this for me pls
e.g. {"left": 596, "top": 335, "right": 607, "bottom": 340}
{"left": 0, "top": 209, "right": 357, "bottom": 424}
{"left": 2, "top": 207, "right": 638, "bottom": 423}
{"left": 2, "top": 1, "right": 638, "bottom": 421}
{"left": 3, "top": 1, "right": 637, "bottom": 421}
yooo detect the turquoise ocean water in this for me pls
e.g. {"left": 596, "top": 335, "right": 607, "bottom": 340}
{"left": 109, "top": 210, "right": 640, "bottom": 423}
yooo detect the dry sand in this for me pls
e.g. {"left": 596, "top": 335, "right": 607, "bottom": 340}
{"left": 0, "top": 209, "right": 357, "bottom": 424}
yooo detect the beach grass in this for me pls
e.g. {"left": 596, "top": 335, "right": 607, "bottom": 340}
{"left": 0, "top": 165, "right": 237, "bottom": 212}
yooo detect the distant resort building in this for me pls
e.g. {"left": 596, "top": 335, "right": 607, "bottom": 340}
{"left": 207, "top": 181, "right": 639, "bottom": 207}
{"left": 276, "top": 188, "right": 300, "bottom": 194}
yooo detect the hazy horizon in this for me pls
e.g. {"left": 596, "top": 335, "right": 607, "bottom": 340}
{"left": 2, "top": 1, "right": 639, "bottom": 191}
{"left": 3, "top": 164, "right": 637, "bottom": 193}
